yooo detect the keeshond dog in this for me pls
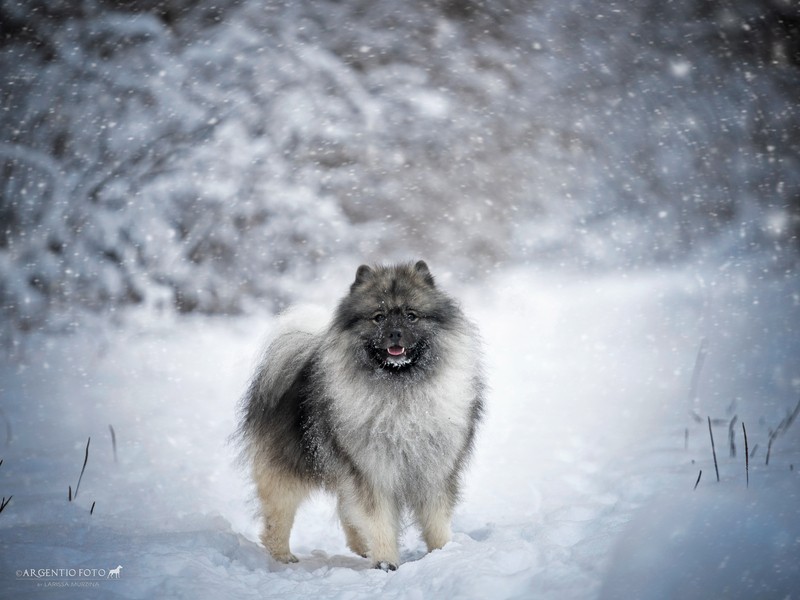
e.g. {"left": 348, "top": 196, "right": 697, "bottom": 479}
{"left": 238, "top": 261, "right": 484, "bottom": 571}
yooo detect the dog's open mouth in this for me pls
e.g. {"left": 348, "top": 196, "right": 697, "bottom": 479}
{"left": 369, "top": 341, "right": 424, "bottom": 371}
{"left": 381, "top": 345, "right": 412, "bottom": 368}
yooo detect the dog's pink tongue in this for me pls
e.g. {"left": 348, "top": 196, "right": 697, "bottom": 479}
{"left": 387, "top": 346, "right": 405, "bottom": 356}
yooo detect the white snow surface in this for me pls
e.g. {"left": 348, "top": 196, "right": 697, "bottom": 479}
{"left": 1, "top": 265, "right": 798, "bottom": 599}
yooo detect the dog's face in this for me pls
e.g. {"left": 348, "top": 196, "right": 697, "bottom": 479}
{"left": 365, "top": 303, "right": 426, "bottom": 369}
{"left": 333, "top": 261, "right": 459, "bottom": 375}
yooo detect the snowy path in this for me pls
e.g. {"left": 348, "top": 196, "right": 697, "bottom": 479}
{"left": 1, "top": 267, "right": 798, "bottom": 599}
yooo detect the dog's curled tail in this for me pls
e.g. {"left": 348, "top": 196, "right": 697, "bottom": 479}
{"left": 237, "top": 305, "right": 328, "bottom": 447}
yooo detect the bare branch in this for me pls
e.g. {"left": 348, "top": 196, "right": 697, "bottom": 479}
{"left": 708, "top": 417, "right": 719, "bottom": 482}
{"left": 766, "top": 397, "right": 800, "bottom": 466}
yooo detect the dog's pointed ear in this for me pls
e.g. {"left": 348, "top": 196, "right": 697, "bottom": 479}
{"left": 351, "top": 264, "right": 374, "bottom": 292}
{"left": 414, "top": 260, "right": 435, "bottom": 287}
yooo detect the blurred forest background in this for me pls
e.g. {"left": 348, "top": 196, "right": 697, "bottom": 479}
{"left": 1, "top": 0, "right": 798, "bottom": 341}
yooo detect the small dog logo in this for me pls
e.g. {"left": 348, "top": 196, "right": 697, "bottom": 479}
{"left": 107, "top": 565, "right": 123, "bottom": 579}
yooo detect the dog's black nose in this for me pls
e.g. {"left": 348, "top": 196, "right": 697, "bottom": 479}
{"left": 388, "top": 330, "right": 403, "bottom": 343}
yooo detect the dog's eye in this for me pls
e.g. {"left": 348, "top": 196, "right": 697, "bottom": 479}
{"left": 372, "top": 313, "right": 386, "bottom": 324}
{"left": 406, "top": 311, "right": 418, "bottom": 322}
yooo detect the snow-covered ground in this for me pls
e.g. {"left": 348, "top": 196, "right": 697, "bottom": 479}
{"left": 1, "top": 264, "right": 798, "bottom": 599}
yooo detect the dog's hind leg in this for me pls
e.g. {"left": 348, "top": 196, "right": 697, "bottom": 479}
{"left": 338, "top": 498, "right": 368, "bottom": 558}
{"left": 339, "top": 482, "right": 400, "bottom": 570}
{"left": 255, "top": 468, "right": 308, "bottom": 564}
{"left": 414, "top": 491, "right": 455, "bottom": 553}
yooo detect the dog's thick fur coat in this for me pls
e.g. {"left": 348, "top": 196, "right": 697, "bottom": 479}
{"left": 238, "top": 261, "right": 484, "bottom": 570}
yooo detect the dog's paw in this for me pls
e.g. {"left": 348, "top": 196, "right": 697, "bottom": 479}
{"left": 374, "top": 561, "right": 398, "bottom": 572}
{"left": 272, "top": 552, "right": 299, "bottom": 564}
{"left": 346, "top": 542, "right": 368, "bottom": 559}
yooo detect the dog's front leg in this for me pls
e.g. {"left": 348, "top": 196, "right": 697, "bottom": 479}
{"left": 364, "top": 495, "right": 400, "bottom": 571}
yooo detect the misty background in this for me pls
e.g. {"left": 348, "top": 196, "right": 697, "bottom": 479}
{"left": 1, "top": 0, "right": 798, "bottom": 343}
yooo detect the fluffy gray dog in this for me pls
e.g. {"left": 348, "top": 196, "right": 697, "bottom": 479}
{"left": 238, "top": 261, "right": 484, "bottom": 571}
